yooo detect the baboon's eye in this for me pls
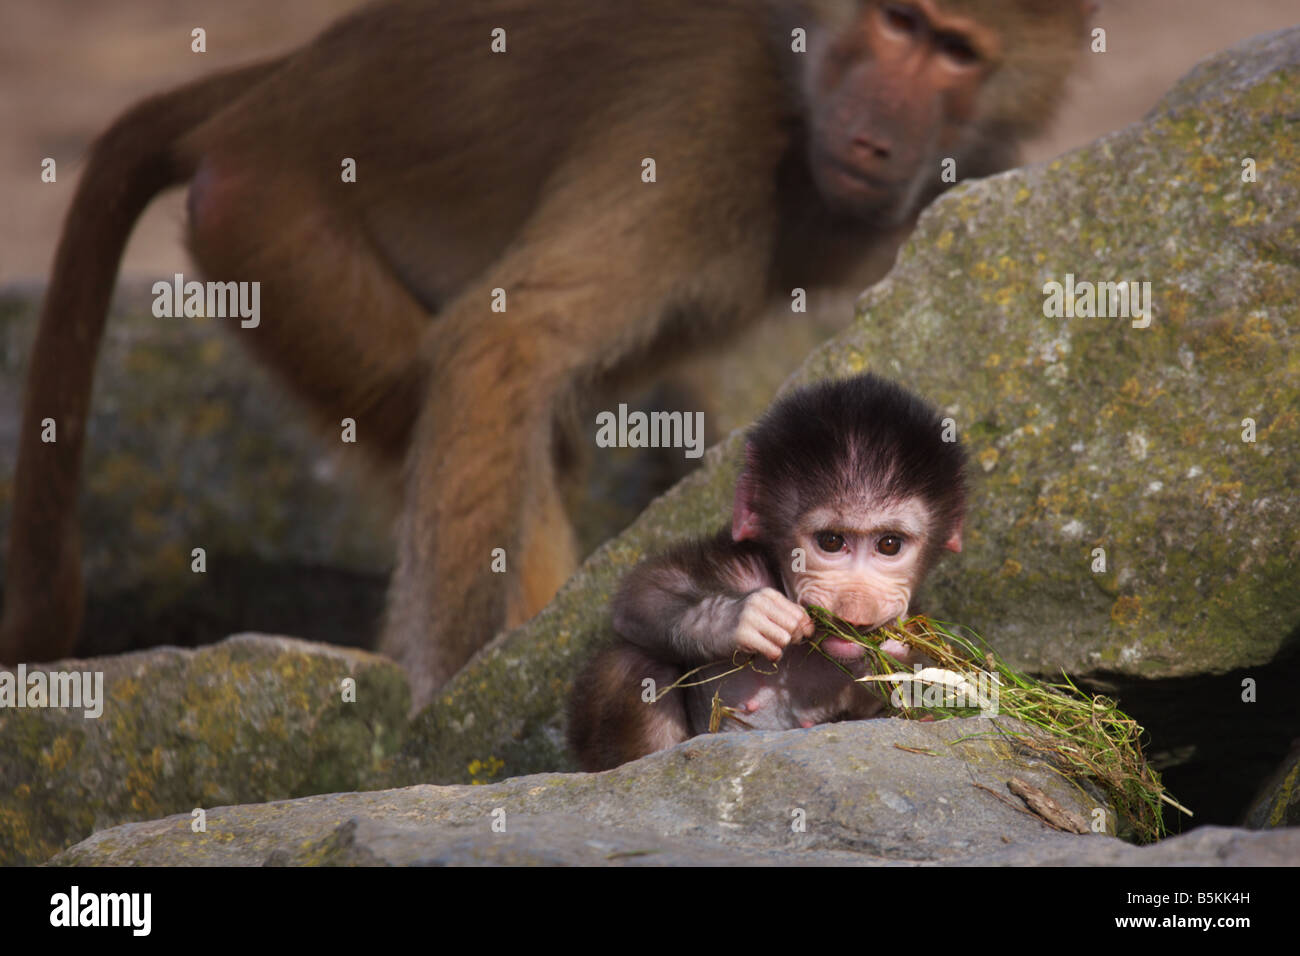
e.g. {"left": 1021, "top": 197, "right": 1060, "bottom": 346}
{"left": 815, "top": 531, "right": 846, "bottom": 553}
{"left": 882, "top": 4, "right": 923, "bottom": 37}
{"left": 936, "top": 32, "right": 979, "bottom": 66}
{"left": 877, "top": 535, "right": 903, "bottom": 556}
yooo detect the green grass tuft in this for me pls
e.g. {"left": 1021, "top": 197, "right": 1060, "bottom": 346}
{"left": 808, "top": 608, "right": 1189, "bottom": 843}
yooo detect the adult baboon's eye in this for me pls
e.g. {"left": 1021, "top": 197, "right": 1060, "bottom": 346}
{"left": 936, "top": 32, "right": 979, "bottom": 67}
{"left": 881, "top": 4, "right": 922, "bottom": 37}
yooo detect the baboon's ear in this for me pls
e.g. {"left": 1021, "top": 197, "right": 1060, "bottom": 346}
{"left": 945, "top": 517, "right": 963, "bottom": 554}
{"left": 731, "top": 443, "right": 763, "bottom": 542}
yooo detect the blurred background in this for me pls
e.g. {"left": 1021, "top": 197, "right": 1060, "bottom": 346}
{"left": 3, "top": 0, "right": 1299, "bottom": 283}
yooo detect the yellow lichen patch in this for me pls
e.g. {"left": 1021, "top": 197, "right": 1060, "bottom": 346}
{"left": 1266, "top": 763, "right": 1298, "bottom": 828}
{"left": 842, "top": 350, "right": 868, "bottom": 373}
{"left": 1194, "top": 153, "right": 1224, "bottom": 174}
{"left": 1230, "top": 205, "right": 1262, "bottom": 228}
{"left": 468, "top": 756, "right": 505, "bottom": 785}
{"left": 115, "top": 676, "right": 142, "bottom": 704}
{"left": 1163, "top": 295, "right": 1190, "bottom": 329}
{"left": 1259, "top": 408, "right": 1297, "bottom": 441}
{"left": 1111, "top": 595, "right": 1144, "bottom": 628}
{"left": 40, "top": 735, "right": 77, "bottom": 773}
{"left": 978, "top": 448, "right": 1000, "bottom": 472}
{"left": 124, "top": 746, "right": 167, "bottom": 818}
{"left": 0, "top": 806, "right": 53, "bottom": 865}
{"left": 1122, "top": 378, "right": 1165, "bottom": 409}
{"left": 1207, "top": 481, "right": 1244, "bottom": 503}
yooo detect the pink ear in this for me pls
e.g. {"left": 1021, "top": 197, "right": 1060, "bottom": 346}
{"left": 731, "top": 443, "right": 762, "bottom": 541}
{"left": 944, "top": 517, "right": 963, "bottom": 553}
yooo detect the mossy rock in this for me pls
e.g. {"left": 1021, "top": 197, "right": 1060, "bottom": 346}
{"left": 0, "top": 635, "right": 407, "bottom": 865}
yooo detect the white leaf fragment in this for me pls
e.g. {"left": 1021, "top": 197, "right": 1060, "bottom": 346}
{"left": 858, "top": 667, "right": 995, "bottom": 710}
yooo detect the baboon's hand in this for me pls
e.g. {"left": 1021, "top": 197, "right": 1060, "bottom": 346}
{"left": 727, "top": 588, "right": 813, "bottom": 661}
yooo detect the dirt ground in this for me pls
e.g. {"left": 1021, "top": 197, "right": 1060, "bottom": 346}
{"left": 1, "top": 0, "right": 1297, "bottom": 285}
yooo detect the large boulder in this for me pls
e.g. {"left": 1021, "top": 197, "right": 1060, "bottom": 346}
{"left": 0, "top": 635, "right": 407, "bottom": 865}
{"left": 48, "top": 719, "right": 1300, "bottom": 866}
{"left": 52, "top": 719, "right": 1116, "bottom": 865}
{"left": 0, "top": 285, "right": 394, "bottom": 656}
{"left": 1244, "top": 744, "right": 1300, "bottom": 829}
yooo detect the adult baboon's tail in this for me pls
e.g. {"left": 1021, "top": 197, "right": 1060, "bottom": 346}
{"left": 0, "top": 59, "right": 283, "bottom": 663}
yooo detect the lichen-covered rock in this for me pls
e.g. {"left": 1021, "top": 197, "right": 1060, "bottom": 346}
{"left": 0, "top": 284, "right": 394, "bottom": 656}
{"left": 1243, "top": 745, "right": 1300, "bottom": 829}
{"left": 49, "top": 716, "right": 1300, "bottom": 866}
{"left": 400, "top": 27, "right": 1300, "bottom": 784}
{"left": 52, "top": 718, "right": 1120, "bottom": 865}
{"left": 0, "top": 635, "right": 408, "bottom": 865}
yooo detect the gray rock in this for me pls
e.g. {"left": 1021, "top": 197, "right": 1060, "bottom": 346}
{"left": 0, "top": 283, "right": 394, "bottom": 656}
{"left": 1243, "top": 743, "right": 1300, "bottom": 829}
{"left": 48, "top": 719, "right": 1300, "bottom": 866}
{"left": 0, "top": 635, "right": 408, "bottom": 865}
{"left": 52, "top": 718, "right": 1116, "bottom": 865}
